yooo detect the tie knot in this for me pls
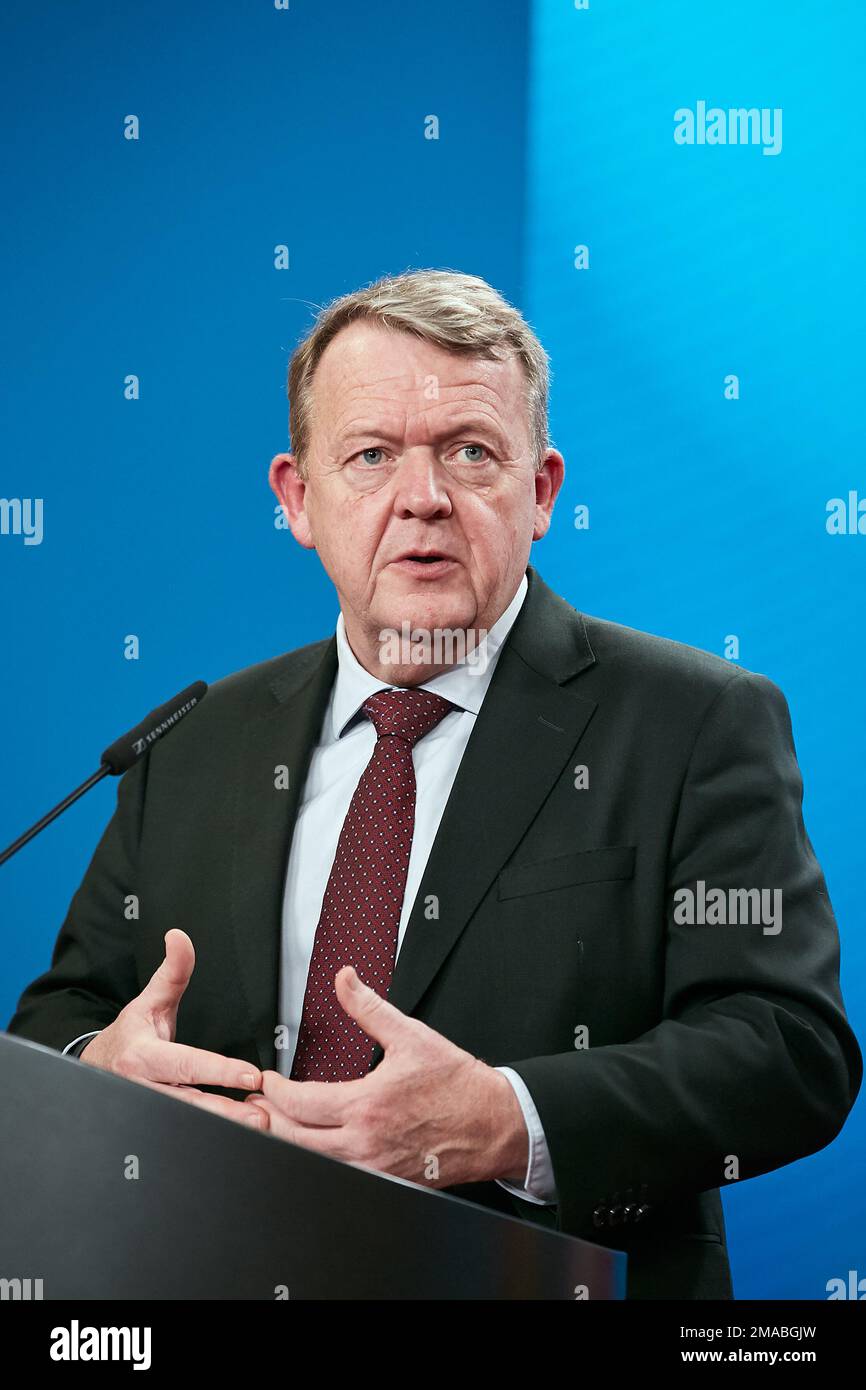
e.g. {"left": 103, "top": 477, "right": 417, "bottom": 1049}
{"left": 362, "top": 688, "right": 454, "bottom": 747}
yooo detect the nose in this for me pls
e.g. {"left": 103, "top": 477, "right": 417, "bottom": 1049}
{"left": 391, "top": 448, "right": 453, "bottom": 520}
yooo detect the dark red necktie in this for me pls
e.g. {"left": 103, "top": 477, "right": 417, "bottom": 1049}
{"left": 290, "top": 688, "right": 454, "bottom": 1082}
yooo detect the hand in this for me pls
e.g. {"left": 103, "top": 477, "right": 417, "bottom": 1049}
{"left": 245, "top": 966, "right": 529, "bottom": 1188}
{"left": 80, "top": 928, "right": 264, "bottom": 1128}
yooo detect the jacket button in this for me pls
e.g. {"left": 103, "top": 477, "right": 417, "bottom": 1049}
{"left": 635, "top": 1204, "right": 652, "bottom": 1222}
{"left": 592, "top": 1203, "right": 609, "bottom": 1228}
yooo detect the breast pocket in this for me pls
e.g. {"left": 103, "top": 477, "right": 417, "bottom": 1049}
{"left": 497, "top": 845, "right": 636, "bottom": 900}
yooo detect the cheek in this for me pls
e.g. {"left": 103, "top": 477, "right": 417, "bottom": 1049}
{"left": 307, "top": 494, "right": 370, "bottom": 560}
{"left": 461, "top": 495, "right": 527, "bottom": 564}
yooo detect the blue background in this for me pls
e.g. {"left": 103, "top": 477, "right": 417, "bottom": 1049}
{"left": 1, "top": 0, "right": 862, "bottom": 1298}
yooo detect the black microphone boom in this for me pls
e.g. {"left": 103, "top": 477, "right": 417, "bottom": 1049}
{"left": 0, "top": 681, "right": 207, "bottom": 867}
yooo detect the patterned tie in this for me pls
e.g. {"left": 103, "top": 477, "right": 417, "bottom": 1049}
{"left": 290, "top": 688, "right": 455, "bottom": 1082}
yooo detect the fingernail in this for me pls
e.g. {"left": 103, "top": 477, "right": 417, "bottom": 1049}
{"left": 246, "top": 1110, "right": 263, "bottom": 1127}
{"left": 240, "top": 1072, "right": 257, "bottom": 1088}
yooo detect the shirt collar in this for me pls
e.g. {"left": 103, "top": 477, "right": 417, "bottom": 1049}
{"left": 331, "top": 572, "right": 529, "bottom": 739}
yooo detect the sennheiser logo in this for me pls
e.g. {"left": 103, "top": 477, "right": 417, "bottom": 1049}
{"left": 674, "top": 101, "right": 782, "bottom": 156}
{"left": 140, "top": 697, "right": 200, "bottom": 748}
{"left": 50, "top": 1320, "right": 152, "bottom": 1370}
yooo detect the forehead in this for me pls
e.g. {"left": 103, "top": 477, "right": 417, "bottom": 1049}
{"left": 309, "top": 320, "right": 526, "bottom": 430}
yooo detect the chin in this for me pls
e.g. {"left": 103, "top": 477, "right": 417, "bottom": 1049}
{"left": 374, "top": 572, "right": 472, "bottom": 630}
{"left": 375, "top": 596, "right": 476, "bottom": 639}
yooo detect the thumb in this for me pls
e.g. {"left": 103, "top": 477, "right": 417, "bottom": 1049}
{"left": 334, "top": 966, "right": 411, "bottom": 1052}
{"left": 138, "top": 929, "right": 196, "bottom": 1020}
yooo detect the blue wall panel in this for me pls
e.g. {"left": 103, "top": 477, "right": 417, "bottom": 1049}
{"left": 1, "top": 0, "right": 862, "bottom": 1299}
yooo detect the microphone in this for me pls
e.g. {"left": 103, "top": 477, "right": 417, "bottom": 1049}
{"left": 0, "top": 681, "right": 207, "bottom": 867}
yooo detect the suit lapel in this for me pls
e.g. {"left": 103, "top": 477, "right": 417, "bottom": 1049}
{"left": 230, "top": 638, "right": 337, "bottom": 1073}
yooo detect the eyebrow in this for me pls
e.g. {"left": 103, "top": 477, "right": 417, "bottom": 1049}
{"left": 336, "top": 418, "right": 510, "bottom": 450}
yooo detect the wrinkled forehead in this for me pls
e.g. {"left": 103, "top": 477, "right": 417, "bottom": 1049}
{"left": 309, "top": 321, "right": 527, "bottom": 439}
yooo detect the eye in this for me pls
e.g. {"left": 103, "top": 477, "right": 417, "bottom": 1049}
{"left": 455, "top": 443, "right": 490, "bottom": 463}
{"left": 357, "top": 447, "right": 385, "bottom": 466}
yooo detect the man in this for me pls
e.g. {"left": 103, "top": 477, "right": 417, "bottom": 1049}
{"left": 7, "top": 269, "right": 861, "bottom": 1300}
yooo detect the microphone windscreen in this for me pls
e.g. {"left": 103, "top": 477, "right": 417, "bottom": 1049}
{"left": 100, "top": 680, "right": 208, "bottom": 773}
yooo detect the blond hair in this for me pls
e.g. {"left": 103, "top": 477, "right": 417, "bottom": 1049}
{"left": 286, "top": 268, "right": 551, "bottom": 477}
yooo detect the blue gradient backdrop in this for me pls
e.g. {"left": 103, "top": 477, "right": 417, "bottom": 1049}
{"left": 1, "top": 0, "right": 862, "bottom": 1299}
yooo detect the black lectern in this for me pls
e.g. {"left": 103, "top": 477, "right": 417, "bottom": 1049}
{"left": 0, "top": 1033, "right": 625, "bottom": 1299}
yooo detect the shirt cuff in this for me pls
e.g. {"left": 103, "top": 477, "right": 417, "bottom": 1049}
{"left": 62, "top": 1030, "right": 102, "bottom": 1058}
{"left": 493, "top": 1065, "right": 558, "bottom": 1205}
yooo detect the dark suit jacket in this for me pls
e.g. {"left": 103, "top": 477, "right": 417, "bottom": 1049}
{"left": 7, "top": 566, "right": 862, "bottom": 1299}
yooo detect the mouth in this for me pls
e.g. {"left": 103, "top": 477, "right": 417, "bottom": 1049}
{"left": 390, "top": 552, "right": 458, "bottom": 578}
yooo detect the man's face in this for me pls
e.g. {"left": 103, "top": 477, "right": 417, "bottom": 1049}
{"left": 270, "top": 320, "right": 564, "bottom": 680}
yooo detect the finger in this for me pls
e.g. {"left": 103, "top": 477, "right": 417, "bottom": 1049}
{"left": 334, "top": 966, "right": 413, "bottom": 1051}
{"left": 139, "top": 1038, "right": 262, "bottom": 1091}
{"left": 137, "top": 929, "right": 196, "bottom": 1016}
{"left": 259, "top": 1070, "right": 356, "bottom": 1126}
{"left": 246, "top": 1096, "right": 347, "bottom": 1153}
{"left": 136, "top": 1078, "right": 267, "bottom": 1128}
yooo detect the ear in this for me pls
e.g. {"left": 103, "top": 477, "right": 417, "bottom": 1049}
{"left": 532, "top": 449, "right": 565, "bottom": 540}
{"left": 269, "top": 452, "right": 315, "bottom": 549}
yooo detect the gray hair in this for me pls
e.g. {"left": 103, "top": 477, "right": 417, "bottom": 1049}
{"left": 285, "top": 268, "right": 551, "bottom": 478}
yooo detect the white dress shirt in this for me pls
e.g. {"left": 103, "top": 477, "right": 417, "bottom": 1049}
{"left": 66, "top": 574, "right": 557, "bottom": 1206}
{"left": 276, "top": 573, "right": 557, "bottom": 1206}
